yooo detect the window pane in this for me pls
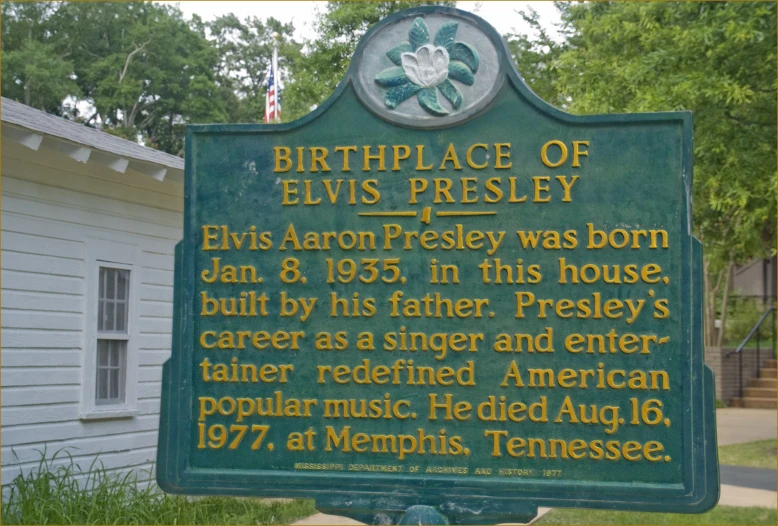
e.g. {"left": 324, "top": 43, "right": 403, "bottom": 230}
{"left": 98, "top": 267, "right": 130, "bottom": 334}
{"left": 97, "top": 300, "right": 105, "bottom": 332}
{"left": 115, "top": 342, "right": 127, "bottom": 403}
{"left": 95, "top": 340, "right": 127, "bottom": 405}
{"left": 115, "top": 302, "right": 126, "bottom": 333}
{"left": 106, "top": 269, "right": 116, "bottom": 299}
{"left": 109, "top": 369, "right": 120, "bottom": 399}
{"left": 104, "top": 301, "right": 115, "bottom": 332}
{"left": 117, "top": 271, "right": 129, "bottom": 300}
{"left": 99, "top": 268, "right": 107, "bottom": 300}
{"left": 97, "top": 369, "right": 109, "bottom": 400}
{"left": 98, "top": 342, "right": 109, "bottom": 366}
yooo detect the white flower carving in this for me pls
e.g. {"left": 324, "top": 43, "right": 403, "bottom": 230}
{"left": 400, "top": 44, "right": 449, "bottom": 88}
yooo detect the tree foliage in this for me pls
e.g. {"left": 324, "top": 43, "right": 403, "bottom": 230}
{"left": 1, "top": 2, "right": 79, "bottom": 113}
{"left": 504, "top": 8, "right": 566, "bottom": 109}
{"left": 506, "top": 1, "right": 776, "bottom": 345}
{"left": 205, "top": 14, "right": 302, "bottom": 123}
{"left": 552, "top": 2, "right": 774, "bottom": 267}
{"left": 1, "top": 1, "right": 303, "bottom": 154}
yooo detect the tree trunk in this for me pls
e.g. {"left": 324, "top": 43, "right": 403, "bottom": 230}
{"left": 703, "top": 255, "right": 726, "bottom": 347}
{"left": 715, "top": 257, "right": 735, "bottom": 348}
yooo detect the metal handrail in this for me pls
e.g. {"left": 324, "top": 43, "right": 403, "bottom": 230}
{"left": 724, "top": 305, "right": 776, "bottom": 400}
{"left": 725, "top": 306, "right": 775, "bottom": 357}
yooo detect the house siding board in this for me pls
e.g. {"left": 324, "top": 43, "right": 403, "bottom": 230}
{"left": 2, "top": 147, "right": 183, "bottom": 212}
{"left": 3, "top": 330, "right": 84, "bottom": 350}
{"left": 2, "top": 414, "right": 160, "bottom": 446}
{"left": 139, "top": 382, "right": 162, "bottom": 400}
{"left": 3, "top": 195, "right": 181, "bottom": 241}
{"left": 2, "top": 290, "right": 84, "bottom": 313}
{"left": 141, "top": 284, "right": 174, "bottom": 303}
{"left": 2, "top": 385, "right": 83, "bottom": 406}
{"left": 2, "top": 350, "right": 83, "bottom": 367}
{"left": 2, "top": 230, "right": 84, "bottom": 259}
{"left": 3, "top": 251, "right": 86, "bottom": 277}
{"left": 138, "top": 365, "right": 165, "bottom": 384}
{"left": 140, "top": 350, "right": 172, "bottom": 367}
{"left": 3, "top": 270, "right": 84, "bottom": 295}
{"left": 140, "top": 300, "right": 174, "bottom": 319}
{"left": 2, "top": 430, "right": 159, "bottom": 466}
{"left": 1, "top": 149, "right": 181, "bottom": 487}
{"left": 4, "top": 311, "right": 83, "bottom": 331}
{"left": 139, "top": 333, "right": 173, "bottom": 351}
{"left": 2, "top": 367, "right": 83, "bottom": 387}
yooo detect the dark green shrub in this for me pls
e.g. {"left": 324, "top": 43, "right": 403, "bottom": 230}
{"left": 725, "top": 296, "right": 768, "bottom": 347}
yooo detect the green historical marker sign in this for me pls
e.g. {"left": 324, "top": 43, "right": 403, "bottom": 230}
{"left": 157, "top": 6, "right": 719, "bottom": 524}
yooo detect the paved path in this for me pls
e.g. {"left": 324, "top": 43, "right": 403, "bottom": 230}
{"left": 292, "top": 513, "right": 362, "bottom": 525}
{"left": 720, "top": 465, "right": 777, "bottom": 492}
{"left": 719, "top": 484, "right": 777, "bottom": 508}
{"left": 716, "top": 408, "right": 777, "bottom": 446}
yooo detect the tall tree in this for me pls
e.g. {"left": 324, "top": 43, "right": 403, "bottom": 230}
{"left": 504, "top": 7, "right": 567, "bottom": 110}
{"left": 508, "top": 2, "right": 776, "bottom": 346}
{"left": 2, "top": 1, "right": 232, "bottom": 155}
{"left": 206, "top": 14, "right": 302, "bottom": 122}
{"left": 1, "top": 2, "right": 79, "bottom": 113}
{"left": 51, "top": 1, "right": 229, "bottom": 153}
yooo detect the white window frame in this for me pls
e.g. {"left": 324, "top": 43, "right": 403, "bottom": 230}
{"left": 81, "top": 238, "right": 141, "bottom": 420}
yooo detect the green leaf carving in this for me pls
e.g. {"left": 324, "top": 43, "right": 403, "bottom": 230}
{"left": 449, "top": 42, "right": 480, "bottom": 73}
{"left": 385, "top": 83, "right": 422, "bottom": 109}
{"left": 448, "top": 61, "right": 475, "bottom": 86}
{"left": 437, "top": 79, "right": 463, "bottom": 109}
{"left": 386, "top": 41, "right": 413, "bottom": 66}
{"left": 409, "top": 18, "right": 429, "bottom": 51}
{"left": 434, "top": 22, "right": 458, "bottom": 48}
{"left": 378, "top": 18, "right": 481, "bottom": 115}
{"left": 375, "top": 67, "right": 409, "bottom": 87}
{"left": 417, "top": 87, "right": 448, "bottom": 116}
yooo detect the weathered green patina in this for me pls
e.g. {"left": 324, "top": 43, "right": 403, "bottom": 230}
{"left": 157, "top": 6, "right": 718, "bottom": 524}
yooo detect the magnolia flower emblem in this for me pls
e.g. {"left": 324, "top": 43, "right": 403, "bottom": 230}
{"left": 374, "top": 18, "right": 480, "bottom": 116}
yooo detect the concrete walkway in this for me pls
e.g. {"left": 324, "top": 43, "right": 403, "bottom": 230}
{"left": 720, "top": 465, "right": 777, "bottom": 492}
{"left": 716, "top": 408, "right": 777, "bottom": 446}
{"left": 719, "top": 484, "right": 777, "bottom": 508}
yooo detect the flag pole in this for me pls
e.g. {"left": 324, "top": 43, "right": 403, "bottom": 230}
{"left": 272, "top": 32, "right": 280, "bottom": 123}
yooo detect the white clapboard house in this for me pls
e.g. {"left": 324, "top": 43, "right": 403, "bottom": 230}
{"left": 1, "top": 97, "right": 184, "bottom": 488}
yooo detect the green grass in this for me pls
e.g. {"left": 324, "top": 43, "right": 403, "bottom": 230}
{"left": 536, "top": 506, "right": 776, "bottom": 524}
{"left": 1, "top": 449, "right": 316, "bottom": 524}
{"left": 718, "top": 439, "right": 777, "bottom": 469}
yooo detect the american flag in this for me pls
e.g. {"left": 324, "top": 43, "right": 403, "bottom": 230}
{"left": 264, "top": 46, "right": 281, "bottom": 123}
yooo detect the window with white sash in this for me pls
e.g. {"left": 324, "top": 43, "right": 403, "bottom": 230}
{"left": 96, "top": 267, "right": 130, "bottom": 404}
{"left": 82, "top": 239, "right": 140, "bottom": 419}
